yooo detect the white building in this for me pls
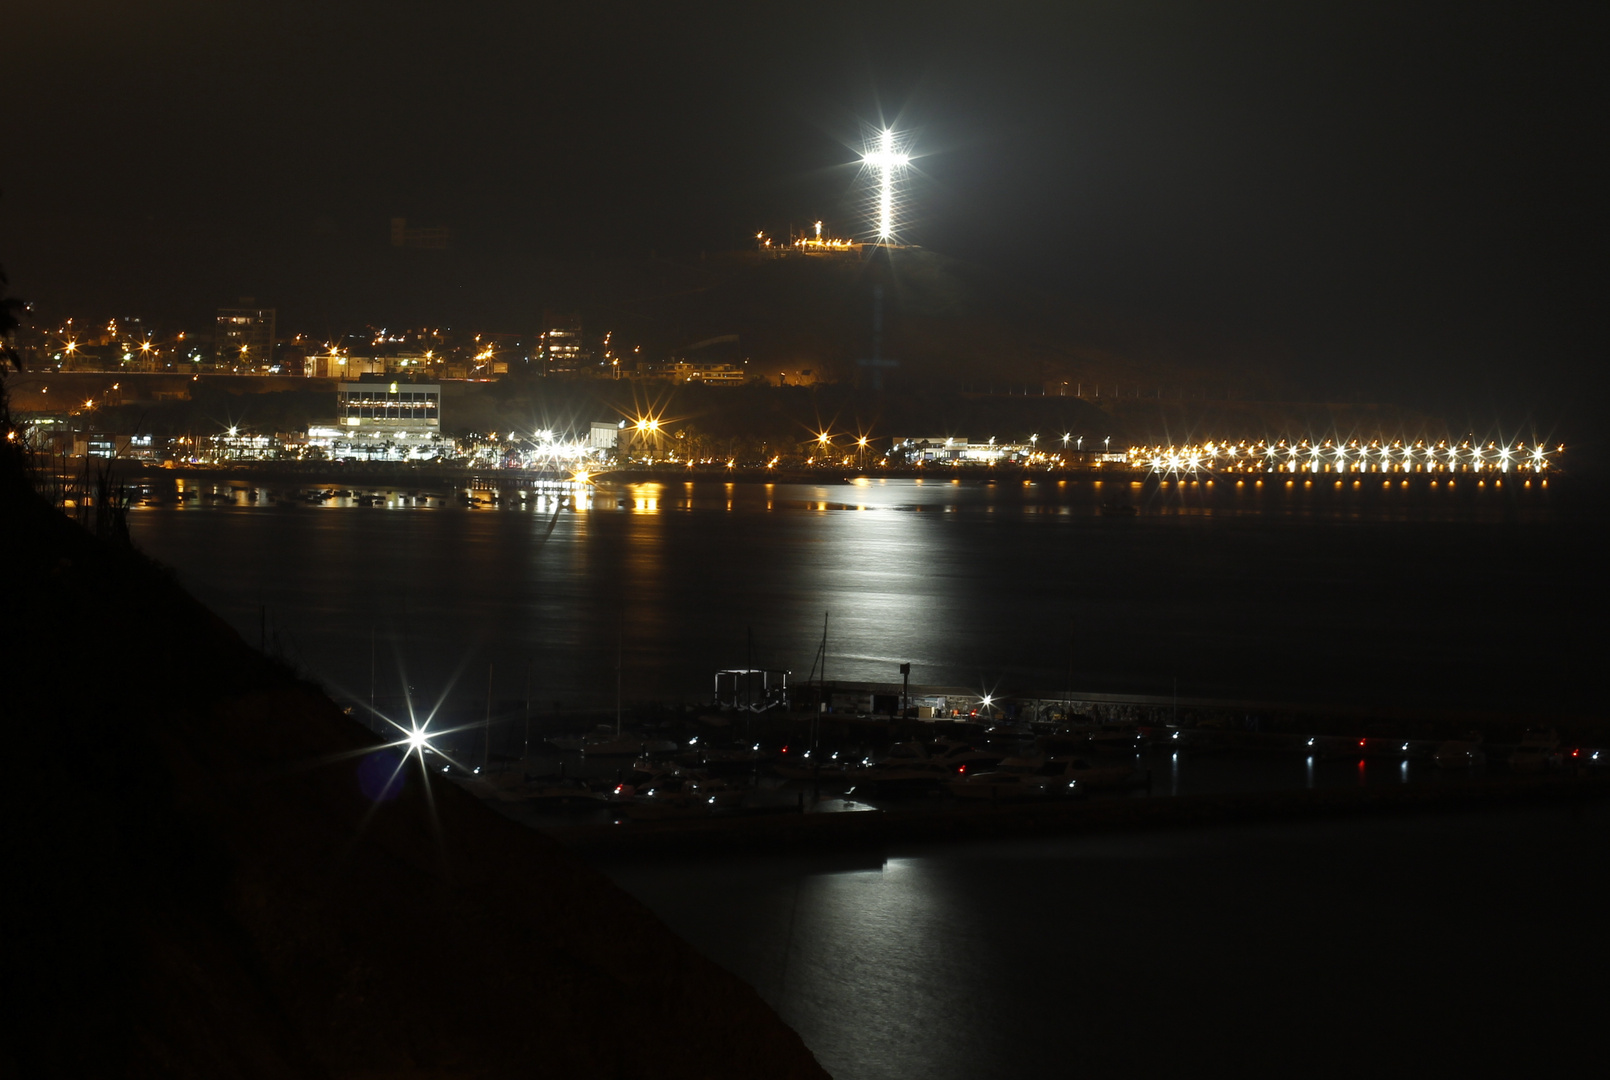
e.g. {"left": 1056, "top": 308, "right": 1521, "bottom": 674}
{"left": 668, "top": 360, "right": 746, "bottom": 384}
{"left": 307, "top": 380, "right": 443, "bottom": 459}
{"left": 893, "top": 436, "right": 969, "bottom": 462}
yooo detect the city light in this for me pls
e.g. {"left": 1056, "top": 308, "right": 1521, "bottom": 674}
{"left": 1130, "top": 438, "right": 1562, "bottom": 476}
{"left": 11, "top": 309, "right": 1568, "bottom": 482}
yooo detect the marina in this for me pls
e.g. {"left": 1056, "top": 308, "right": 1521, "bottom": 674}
{"left": 348, "top": 685, "right": 1609, "bottom": 855}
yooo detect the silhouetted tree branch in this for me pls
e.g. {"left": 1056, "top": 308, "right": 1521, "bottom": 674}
{"left": 0, "top": 264, "right": 23, "bottom": 372}
{"left": 1, "top": 260, "right": 32, "bottom": 486}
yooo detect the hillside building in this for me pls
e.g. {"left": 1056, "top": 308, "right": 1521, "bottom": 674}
{"left": 668, "top": 359, "right": 747, "bottom": 384}
{"left": 214, "top": 304, "right": 276, "bottom": 369}
{"left": 538, "top": 316, "right": 589, "bottom": 376}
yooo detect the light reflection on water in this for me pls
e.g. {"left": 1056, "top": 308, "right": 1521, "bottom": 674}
{"left": 599, "top": 800, "right": 1609, "bottom": 1079}
{"left": 778, "top": 860, "right": 986, "bottom": 1077}
{"left": 127, "top": 478, "right": 1590, "bottom": 715}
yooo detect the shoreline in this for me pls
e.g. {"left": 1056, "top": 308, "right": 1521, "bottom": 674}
{"left": 81, "top": 458, "right": 1575, "bottom": 490}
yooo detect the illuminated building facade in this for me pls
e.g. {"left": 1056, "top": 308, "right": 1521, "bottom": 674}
{"left": 335, "top": 380, "right": 441, "bottom": 440}
{"left": 539, "top": 316, "right": 588, "bottom": 376}
{"left": 892, "top": 436, "right": 970, "bottom": 462}
{"left": 214, "top": 305, "right": 276, "bottom": 369}
{"left": 665, "top": 334, "right": 747, "bottom": 384}
{"left": 668, "top": 360, "right": 746, "bottom": 384}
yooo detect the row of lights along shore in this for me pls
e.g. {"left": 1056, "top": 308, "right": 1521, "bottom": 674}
{"left": 1133, "top": 440, "right": 1561, "bottom": 475}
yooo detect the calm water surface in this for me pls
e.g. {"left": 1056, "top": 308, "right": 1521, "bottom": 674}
{"left": 128, "top": 475, "right": 1596, "bottom": 715}
{"left": 596, "top": 802, "right": 1606, "bottom": 1078}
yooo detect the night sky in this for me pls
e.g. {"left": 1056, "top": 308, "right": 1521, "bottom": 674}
{"left": 6, "top": 2, "right": 1605, "bottom": 430}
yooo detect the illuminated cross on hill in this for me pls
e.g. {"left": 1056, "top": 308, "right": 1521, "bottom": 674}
{"left": 863, "top": 129, "right": 909, "bottom": 241}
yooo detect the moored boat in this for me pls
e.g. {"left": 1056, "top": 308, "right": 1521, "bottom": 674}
{"left": 582, "top": 734, "right": 678, "bottom": 756}
{"left": 1432, "top": 739, "right": 1486, "bottom": 770}
{"left": 843, "top": 739, "right": 1005, "bottom": 796}
{"left": 523, "top": 776, "right": 608, "bottom": 807}
{"left": 772, "top": 747, "right": 852, "bottom": 781}
{"left": 1050, "top": 755, "right": 1142, "bottom": 791}
{"left": 949, "top": 757, "right": 1085, "bottom": 802}
{"left": 1508, "top": 727, "right": 1560, "bottom": 772}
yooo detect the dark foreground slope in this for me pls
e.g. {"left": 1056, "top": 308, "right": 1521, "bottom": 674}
{"left": 0, "top": 479, "right": 827, "bottom": 1079}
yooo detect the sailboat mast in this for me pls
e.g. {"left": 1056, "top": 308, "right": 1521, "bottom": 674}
{"left": 821, "top": 612, "right": 828, "bottom": 701}
{"left": 815, "top": 612, "right": 828, "bottom": 751}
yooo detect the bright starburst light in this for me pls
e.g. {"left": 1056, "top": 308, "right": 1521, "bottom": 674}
{"left": 863, "top": 128, "right": 910, "bottom": 241}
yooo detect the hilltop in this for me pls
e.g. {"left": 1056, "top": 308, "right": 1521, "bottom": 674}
{"left": 547, "top": 246, "right": 1293, "bottom": 398}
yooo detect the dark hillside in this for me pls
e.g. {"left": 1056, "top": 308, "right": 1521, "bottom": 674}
{"left": 562, "top": 248, "right": 1292, "bottom": 396}
{"left": 0, "top": 471, "right": 827, "bottom": 1078}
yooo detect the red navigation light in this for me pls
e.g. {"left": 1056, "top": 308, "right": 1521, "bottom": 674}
{"left": 781, "top": 745, "right": 789, "bottom": 754}
{"left": 1358, "top": 739, "right": 1366, "bottom": 747}
{"left": 1572, "top": 748, "right": 1580, "bottom": 757}
{"left": 957, "top": 765, "right": 967, "bottom": 774}
{"left": 613, "top": 784, "right": 623, "bottom": 794}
